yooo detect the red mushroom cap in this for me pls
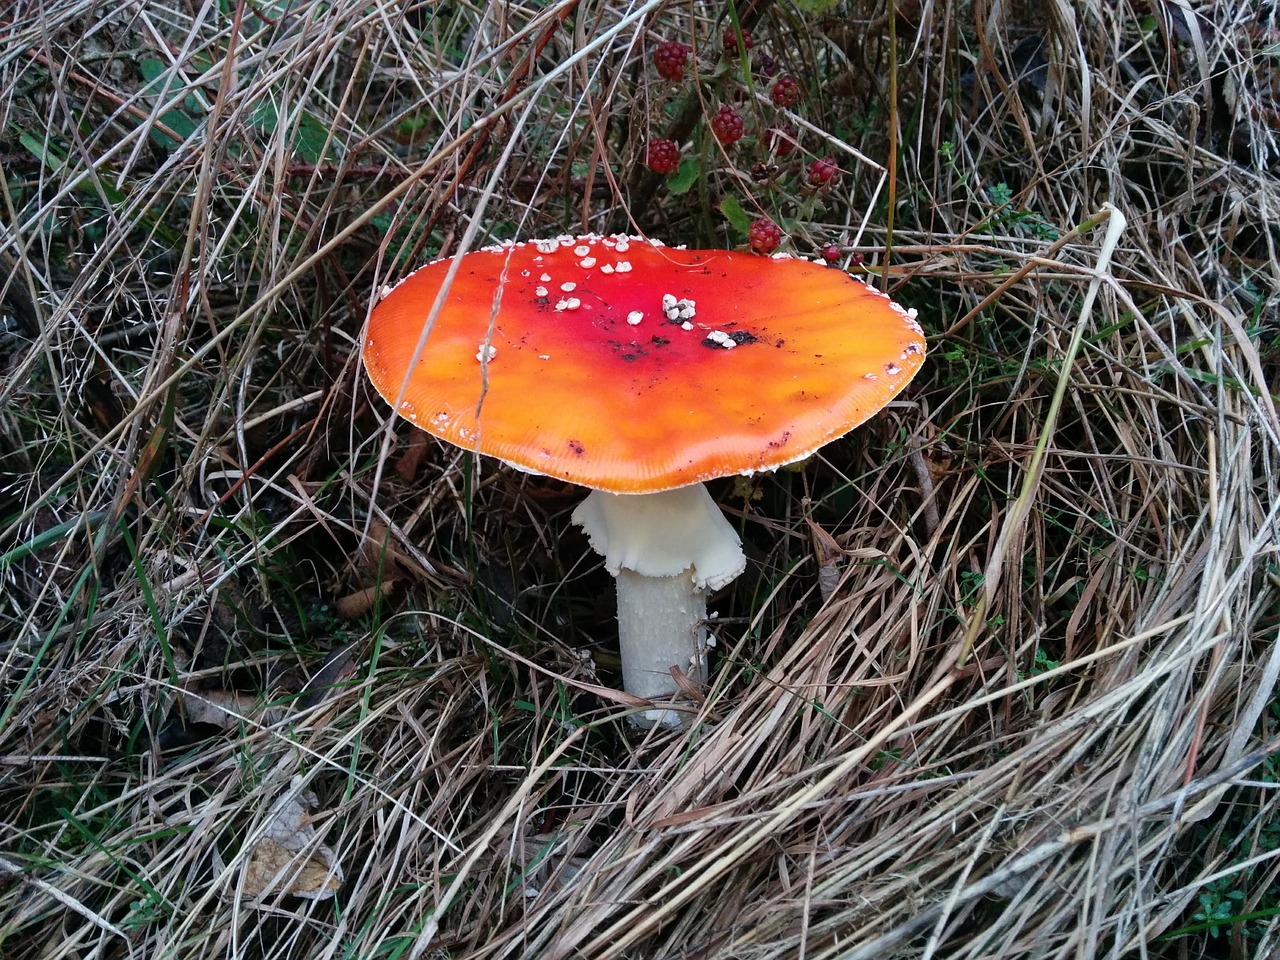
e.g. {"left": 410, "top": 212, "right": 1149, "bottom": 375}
{"left": 363, "top": 235, "right": 925, "bottom": 493}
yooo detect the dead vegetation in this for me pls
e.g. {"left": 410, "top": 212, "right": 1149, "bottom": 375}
{"left": 2, "top": 1, "right": 1279, "bottom": 957}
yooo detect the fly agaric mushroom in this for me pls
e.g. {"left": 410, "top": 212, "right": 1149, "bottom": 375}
{"left": 363, "top": 235, "right": 925, "bottom": 726}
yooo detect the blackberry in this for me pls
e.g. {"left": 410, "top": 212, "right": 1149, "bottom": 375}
{"left": 748, "top": 217, "right": 783, "bottom": 255}
{"left": 646, "top": 139, "right": 681, "bottom": 174}
{"left": 807, "top": 156, "right": 841, "bottom": 187}
{"left": 710, "top": 105, "right": 745, "bottom": 144}
{"left": 770, "top": 76, "right": 801, "bottom": 107}
{"left": 723, "top": 27, "right": 753, "bottom": 57}
{"left": 765, "top": 124, "right": 798, "bottom": 158}
{"left": 653, "top": 41, "right": 689, "bottom": 81}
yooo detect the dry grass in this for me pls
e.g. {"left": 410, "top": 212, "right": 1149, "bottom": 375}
{"left": 2, "top": 0, "right": 1279, "bottom": 957}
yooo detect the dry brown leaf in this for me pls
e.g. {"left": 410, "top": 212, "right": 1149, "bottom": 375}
{"left": 333, "top": 579, "right": 398, "bottom": 619}
{"left": 807, "top": 517, "right": 844, "bottom": 602}
{"left": 181, "top": 689, "right": 260, "bottom": 729}
{"left": 358, "top": 519, "right": 414, "bottom": 579}
{"left": 242, "top": 838, "right": 342, "bottom": 901}
{"left": 241, "top": 776, "right": 343, "bottom": 902}
{"left": 394, "top": 427, "right": 431, "bottom": 480}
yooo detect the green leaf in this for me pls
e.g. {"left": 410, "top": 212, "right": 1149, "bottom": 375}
{"left": 293, "top": 111, "right": 333, "bottom": 165}
{"left": 719, "top": 196, "right": 752, "bottom": 236}
{"left": 667, "top": 156, "right": 699, "bottom": 195}
{"left": 250, "top": 99, "right": 335, "bottom": 165}
{"left": 137, "top": 59, "right": 200, "bottom": 148}
{"left": 17, "top": 130, "right": 66, "bottom": 173}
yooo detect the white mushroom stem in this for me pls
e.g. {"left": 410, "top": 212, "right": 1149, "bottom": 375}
{"left": 614, "top": 570, "right": 708, "bottom": 727}
{"left": 572, "top": 484, "right": 746, "bottom": 727}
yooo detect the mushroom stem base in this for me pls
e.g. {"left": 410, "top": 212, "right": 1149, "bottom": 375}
{"left": 615, "top": 568, "right": 707, "bottom": 727}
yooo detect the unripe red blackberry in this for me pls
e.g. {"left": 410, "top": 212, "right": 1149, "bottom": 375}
{"left": 646, "top": 139, "right": 681, "bottom": 174}
{"left": 807, "top": 156, "right": 841, "bottom": 187}
{"left": 710, "top": 105, "right": 745, "bottom": 144}
{"left": 765, "top": 124, "right": 798, "bottom": 158}
{"left": 748, "top": 217, "right": 783, "bottom": 255}
{"left": 770, "top": 76, "right": 801, "bottom": 107}
{"left": 652, "top": 41, "right": 689, "bottom": 81}
{"left": 723, "top": 27, "right": 753, "bottom": 57}
{"left": 822, "top": 244, "right": 842, "bottom": 262}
